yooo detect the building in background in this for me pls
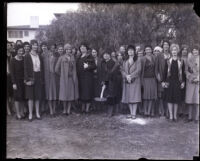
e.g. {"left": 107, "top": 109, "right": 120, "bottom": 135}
{"left": 7, "top": 16, "right": 47, "bottom": 43}
{"left": 54, "top": 13, "right": 64, "bottom": 19}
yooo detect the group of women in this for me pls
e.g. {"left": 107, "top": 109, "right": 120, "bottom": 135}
{"left": 7, "top": 39, "right": 199, "bottom": 123}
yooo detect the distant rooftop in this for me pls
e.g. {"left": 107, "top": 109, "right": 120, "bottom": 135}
{"left": 7, "top": 25, "right": 48, "bottom": 30}
{"left": 54, "top": 13, "right": 65, "bottom": 19}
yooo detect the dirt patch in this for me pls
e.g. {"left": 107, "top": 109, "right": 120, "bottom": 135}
{"left": 6, "top": 113, "right": 199, "bottom": 159}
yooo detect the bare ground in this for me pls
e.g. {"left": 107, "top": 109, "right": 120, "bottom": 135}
{"left": 6, "top": 112, "right": 199, "bottom": 159}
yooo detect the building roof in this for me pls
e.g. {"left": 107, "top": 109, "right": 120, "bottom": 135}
{"left": 54, "top": 13, "right": 64, "bottom": 19}
{"left": 7, "top": 25, "right": 48, "bottom": 30}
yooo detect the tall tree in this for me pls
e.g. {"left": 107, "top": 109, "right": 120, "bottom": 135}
{"left": 36, "top": 3, "right": 200, "bottom": 54}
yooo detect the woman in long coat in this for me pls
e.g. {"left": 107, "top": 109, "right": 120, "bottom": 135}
{"left": 76, "top": 44, "right": 96, "bottom": 113}
{"left": 162, "top": 43, "right": 185, "bottom": 122}
{"left": 100, "top": 51, "right": 121, "bottom": 117}
{"left": 178, "top": 45, "right": 189, "bottom": 118}
{"left": 185, "top": 45, "right": 199, "bottom": 123}
{"left": 10, "top": 45, "right": 25, "bottom": 119}
{"left": 153, "top": 46, "right": 164, "bottom": 117}
{"left": 115, "top": 52, "right": 123, "bottom": 114}
{"left": 92, "top": 49, "right": 102, "bottom": 100}
{"left": 121, "top": 45, "right": 142, "bottom": 119}
{"left": 7, "top": 41, "right": 14, "bottom": 116}
{"left": 55, "top": 44, "right": 64, "bottom": 111}
{"left": 55, "top": 43, "right": 79, "bottom": 115}
{"left": 91, "top": 48, "right": 103, "bottom": 111}
{"left": 41, "top": 42, "right": 51, "bottom": 115}
{"left": 136, "top": 47, "right": 145, "bottom": 115}
{"left": 24, "top": 39, "right": 45, "bottom": 121}
{"left": 155, "top": 40, "right": 171, "bottom": 118}
{"left": 47, "top": 45, "right": 60, "bottom": 116}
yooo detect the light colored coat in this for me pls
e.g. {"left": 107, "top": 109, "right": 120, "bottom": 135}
{"left": 121, "top": 58, "right": 142, "bottom": 103}
{"left": 55, "top": 54, "right": 79, "bottom": 101}
{"left": 185, "top": 55, "right": 199, "bottom": 104}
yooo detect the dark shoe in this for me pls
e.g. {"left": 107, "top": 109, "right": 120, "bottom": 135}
{"left": 173, "top": 118, "right": 178, "bottom": 122}
{"left": 28, "top": 118, "right": 33, "bottom": 122}
{"left": 194, "top": 120, "right": 199, "bottom": 124}
{"left": 108, "top": 114, "right": 113, "bottom": 118}
{"left": 146, "top": 115, "right": 151, "bottom": 118}
{"left": 150, "top": 114, "right": 155, "bottom": 118}
{"left": 168, "top": 119, "right": 173, "bottom": 122}
{"left": 21, "top": 115, "right": 26, "bottom": 119}
{"left": 108, "top": 112, "right": 113, "bottom": 117}
{"left": 36, "top": 116, "right": 42, "bottom": 120}
{"left": 126, "top": 115, "right": 132, "bottom": 119}
{"left": 16, "top": 116, "right": 22, "bottom": 120}
{"left": 179, "top": 114, "right": 183, "bottom": 118}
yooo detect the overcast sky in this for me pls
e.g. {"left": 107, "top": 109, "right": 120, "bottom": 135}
{"left": 7, "top": 3, "right": 79, "bottom": 26}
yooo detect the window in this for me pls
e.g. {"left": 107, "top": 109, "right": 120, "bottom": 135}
{"left": 8, "top": 30, "right": 23, "bottom": 38}
{"left": 19, "top": 31, "right": 23, "bottom": 38}
{"left": 8, "top": 31, "right": 12, "bottom": 38}
{"left": 24, "top": 31, "right": 29, "bottom": 36}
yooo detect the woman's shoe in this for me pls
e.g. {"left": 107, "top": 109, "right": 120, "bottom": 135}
{"left": 28, "top": 118, "right": 33, "bottom": 122}
{"left": 108, "top": 114, "right": 113, "bottom": 118}
{"left": 173, "top": 118, "right": 178, "bottom": 122}
{"left": 146, "top": 115, "right": 150, "bottom": 118}
{"left": 131, "top": 115, "right": 136, "bottom": 119}
{"left": 21, "top": 114, "right": 26, "bottom": 119}
{"left": 150, "top": 114, "right": 155, "bottom": 118}
{"left": 36, "top": 116, "right": 42, "bottom": 120}
{"left": 143, "top": 114, "right": 147, "bottom": 118}
{"left": 126, "top": 114, "right": 132, "bottom": 119}
{"left": 85, "top": 110, "right": 89, "bottom": 113}
{"left": 16, "top": 116, "right": 22, "bottom": 120}
{"left": 179, "top": 114, "right": 183, "bottom": 118}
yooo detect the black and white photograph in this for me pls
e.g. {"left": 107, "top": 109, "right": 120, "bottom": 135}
{"left": 5, "top": 2, "right": 199, "bottom": 159}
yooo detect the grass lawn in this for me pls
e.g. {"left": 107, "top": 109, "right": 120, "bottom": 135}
{"left": 6, "top": 111, "right": 199, "bottom": 159}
